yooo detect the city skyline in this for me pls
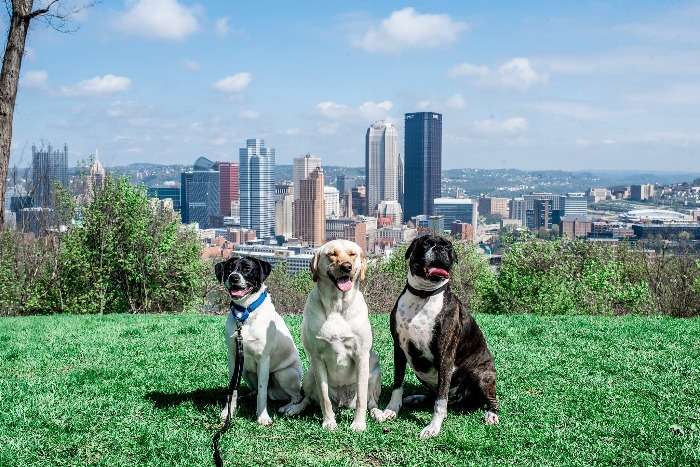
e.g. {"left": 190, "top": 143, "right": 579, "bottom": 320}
{"left": 5, "top": 2, "right": 700, "bottom": 172}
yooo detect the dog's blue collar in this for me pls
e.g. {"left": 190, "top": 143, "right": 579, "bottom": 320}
{"left": 230, "top": 290, "right": 268, "bottom": 323}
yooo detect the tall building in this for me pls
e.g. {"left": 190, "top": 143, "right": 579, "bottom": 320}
{"left": 509, "top": 197, "right": 526, "bottom": 223}
{"left": 478, "top": 197, "right": 509, "bottom": 218}
{"left": 630, "top": 184, "right": 655, "bottom": 201}
{"left": 218, "top": 162, "right": 239, "bottom": 217}
{"left": 336, "top": 175, "right": 357, "bottom": 194}
{"left": 397, "top": 154, "right": 404, "bottom": 207}
{"left": 324, "top": 186, "right": 340, "bottom": 217}
{"left": 404, "top": 112, "right": 442, "bottom": 220}
{"left": 180, "top": 156, "right": 220, "bottom": 228}
{"left": 147, "top": 187, "right": 181, "bottom": 212}
{"left": 84, "top": 157, "right": 105, "bottom": 201}
{"left": 274, "top": 183, "right": 294, "bottom": 239}
{"left": 527, "top": 198, "right": 552, "bottom": 230}
{"left": 524, "top": 193, "right": 564, "bottom": 225}
{"left": 293, "top": 167, "right": 325, "bottom": 247}
{"left": 365, "top": 120, "right": 399, "bottom": 216}
{"left": 293, "top": 154, "right": 322, "bottom": 200}
{"left": 562, "top": 193, "right": 588, "bottom": 218}
{"left": 352, "top": 186, "right": 367, "bottom": 216}
{"left": 31, "top": 144, "right": 68, "bottom": 208}
{"left": 240, "top": 139, "right": 275, "bottom": 238}
{"left": 433, "top": 197, "right": 478, "bottom": 227}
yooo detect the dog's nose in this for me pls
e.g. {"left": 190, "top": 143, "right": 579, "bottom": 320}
{"left": 340, "top": 262, "right": 352, "bottom": 273}
{"left": 230, "top": 273, "right": 244, "bottom": 283}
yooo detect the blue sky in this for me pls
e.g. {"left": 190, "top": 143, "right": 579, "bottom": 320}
{"left": 5, "top": 0, "right": 700, "bottom": 170}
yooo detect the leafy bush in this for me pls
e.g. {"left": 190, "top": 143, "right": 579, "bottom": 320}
{"left": 490, "top": 238, "right": 656, "bottom": 315}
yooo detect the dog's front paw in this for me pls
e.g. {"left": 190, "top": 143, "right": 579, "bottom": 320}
{"left": 322, "top": 418, "right": 338, "bottom": 431}
{"left": 373, "top": 408, "right": 396, "bottom": 422}
{"left": 484, "top": 410, "right": 499, "bottom": 425}
{"left": 350, "top": 419, "right": 367, "bottom": 432}
{"left": 419, "top": 422, "right": 442, "bottom": 439}
{"left": 219, "top": 403, "right": 236, "bottom": 422}
{"left": 370, "top": 408, "right": 388, "bottom": 422}
{"left": 257, "top": 413, "right": 273, "bottom": 426}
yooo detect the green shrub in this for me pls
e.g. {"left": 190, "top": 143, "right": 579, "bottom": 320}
{"left": 490, "top": 238, "right": 654, "bottom": 315}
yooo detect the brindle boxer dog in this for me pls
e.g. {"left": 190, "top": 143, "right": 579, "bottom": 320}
{"left": 375, "top": 234, "right": 499, "bottom": 438}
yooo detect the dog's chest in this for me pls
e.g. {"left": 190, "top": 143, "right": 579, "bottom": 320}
{"left": 395, "top": 291, "right": 444, "bottom": 366}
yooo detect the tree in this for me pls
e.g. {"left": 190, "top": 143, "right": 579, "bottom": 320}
{"left": 0, "top": 0, "right": 94, "bottom": 225}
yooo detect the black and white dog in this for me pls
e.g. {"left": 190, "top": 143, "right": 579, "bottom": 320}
{"left": 215, "top": 256, "right": 303, "bottom": 426}
{"left": 375, "top": 235, "right": 499, "bottom": 438}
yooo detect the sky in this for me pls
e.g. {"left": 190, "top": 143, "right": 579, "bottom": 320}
{"left": 4, "top": 0, "right": 700, "bottom": 171}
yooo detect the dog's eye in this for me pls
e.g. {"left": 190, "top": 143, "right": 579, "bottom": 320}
{"left": 348, "top": 252, "right": 357, "bottom": 257}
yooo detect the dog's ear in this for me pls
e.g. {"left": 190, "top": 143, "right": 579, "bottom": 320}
{"left": 405, "top": 237, "right": 419, "bottom": 261}
{"left": 214, "top": 261, "right": 226, "bottom": 283}
{"left": 310, "top": 249, "right": 321, "bottom": 282}
{"left": 448, "top": 243, "right": 458, "bottom": 264}
{"left": 253, "top": 258, "right": 273, "bottom": 283}
{"left": 360, "top": 251, "right": 368, "bottom": 282}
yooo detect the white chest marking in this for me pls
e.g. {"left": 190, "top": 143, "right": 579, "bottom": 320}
{"left": 396, "top": 291, "right": 444, "bottom": 365}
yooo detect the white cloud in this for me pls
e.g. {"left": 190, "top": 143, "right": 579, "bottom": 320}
{"left": 61, "top": 74, "right": 131, "bottom": 96}
{"left": 445, "top": 93, "right": 465, "bottom": 109}
{"left": 22, "top": 70, "right": 48, "bottom": 88}
{"left": 116, "top": 0, "right": 198, "bottom": 41}
{"left": 215, "top": 17, "right": 230, "bottom": 36}
{"left": 318, "top": 122, "right": 339, "bottom": 135}
{"left": 532, "top": 101, "right": 612, "bottom": 120}
{"left": 473, "top": 117, "right": 528, "bottom": 135}
{"left": 239, "top": 109, "right": 260, "bottom": 120}
{"left": 213, "top": 72, "right": 252, "bottom": 93}
{"left": 182, "top": 59, "right": 200, "bottom": 71}
{"left": 316, "top": 101, "right": 352, "bottom": 119}
{"left": 358, "top": 100, "right": 393, "bottom": 120}
{"left": 355, "top": 7, "right": 468, "bottom": 53}
{"left": 450, "top": 58, "right": 547, "bottom": 90}
{"left": 317, "top": 100, "right": 392, "bottom": 120}
{"left": 417, "top": 99, "right": 432, "bottom": 110}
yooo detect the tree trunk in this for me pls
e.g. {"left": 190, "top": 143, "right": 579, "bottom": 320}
{"left": 0, "top": 1, "right": 34, "bottom": 226}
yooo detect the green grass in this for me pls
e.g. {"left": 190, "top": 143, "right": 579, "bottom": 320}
{"left": 1, "top": 313, "right": 699, "bottom": 466}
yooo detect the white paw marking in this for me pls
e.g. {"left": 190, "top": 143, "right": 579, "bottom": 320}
{"left": 370, "top": 408, "right": 387, "bottom": 422}
{"left": 484, "top": 411, "right": 499, "bottom": 425}
{"left": 322, "top": 418, "right": 338, "bottom": 431}
{"left": 419, "top": 422, "right": 442, "bottom": 439}
{"left": 350, "top": 419, "right": 367, "bottom": 432}
{"left": 257, "top": 413, "right": 273, "bottom": 426}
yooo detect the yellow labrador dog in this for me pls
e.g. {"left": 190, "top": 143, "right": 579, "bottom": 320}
{"left": 281, "top": 240, "right": 381, "bottom": 432}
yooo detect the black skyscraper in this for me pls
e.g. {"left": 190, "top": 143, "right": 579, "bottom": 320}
{"left": 403, "top": 112, "right": 442, "bottom": 220}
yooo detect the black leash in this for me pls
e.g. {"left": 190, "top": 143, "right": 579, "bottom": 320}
{"left": 212, "top": 326, "right": 244, "bottom": 467}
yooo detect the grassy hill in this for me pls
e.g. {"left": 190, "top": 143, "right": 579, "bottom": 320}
{"left": 1, "top": 313, "right": 699, "bottom": 466}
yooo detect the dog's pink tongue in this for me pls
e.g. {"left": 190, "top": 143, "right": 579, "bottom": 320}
{"left": 337, "top": 277, "right": 353, "bottom": 292}
{"left": 230, "top": 288, "right": 251, "bottom": 298}
{"left": 428, "top": 267, "right": 450, "bottom": 279}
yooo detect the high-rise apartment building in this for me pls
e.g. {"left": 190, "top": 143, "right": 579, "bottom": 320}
{"left": 404, "top": 112, "right": 442, "bottom": 220}
{"left": 218, "top": 162, "right": 239, "bottom": 217}
{"left": 31, "top": 144, "right": 68, "bottom": 208}
{"left": 180, "top": 156, "right": 220, "bottom": 228}
{"left": 630, "top": 184, "right": 655, "bottom": 201}
{"left": 509, "top": 197, "right": 526, "bottom": 223}
{"left": 240, "top": 139, "right": 275, "bottom": 238}
{"left": 365, "top": 120, "right": 399, "bottom": 216}
{"left": 293, "top": 154, "right": 322, "bottom": 201}
{"left": 293, "top": 167, "right": 325, "bottom": 247}
{"left": 274, "top": 183, "right": 294, "bottom": 239}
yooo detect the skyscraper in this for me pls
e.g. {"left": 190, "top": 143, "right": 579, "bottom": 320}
{"left": 293, "top": 167, "right": 325, "bottom": 247}
{"left": 293, "top": 154, "right": 322, "bottom": 201}
{"left": 218, "top": 162, "right": 239, "bottom": 217}
{"left": 365, "top": 121, "right": 399, "bottom": 216}
{"left": 274, "top": 183, "right": 294, "bottom": 239}
{"left": 31, "top": 144, "right": 68, "bottom": 208}
{"left": 404, "top": 112, "right": 442, "bottom": 220}
{"left": 180, "top": 156, "right": 220, "bottom": 228}
{"left": 336, "top": 175, "right": 357, "bottom": 194}
{"left": 324, "top": 186, "right": 340, "bottom": 217}
{"left": 240, "top": 139, "right": 275, "bottom": 238}
{"left": 85, "top": 157, "right": 105, "bottom": 201}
